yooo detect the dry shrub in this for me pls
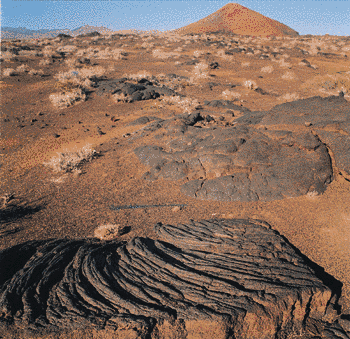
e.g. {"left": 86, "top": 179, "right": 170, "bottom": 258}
{"left": 56, "top": 45, "right": 78, "bottom": 55}
{"left": 281, "top": 53, "right": 290, "bottom": 59}
{"left": 112, "top": 92, "right": 132, "bottom": 103}
{"left": 140, "top": 41, "right": 154, "bottom": 49}
{"left": 193, "top": 50, "right": 204, "bottom": 58}
{"left": 37, "top": 39, "right": 51, "bottom": 47}
{"left": 152, "top": 48, "right": 180, "bottom": 59}
{"left": 16, "top": 64, "right": 30, "bottom": 73}
{"left": 94, "top": 47, "right": 127, "bottom": 60}
{"left": 28, "top": 69, "right": 44, "bottom": 76}
{"left": 65, "top": 58, "right": 80, "bottom": 68}
{"left": 277, "top": 58, "right": 291, "bottom": 68}
{"left": 243, "top": 80, "right": 258, "bottom": 90}
{"left": 42, "top": 46, "right": 56, "bottom": 57}
{"left": 221, "top": 90, "right": 241, "bottom": 101}
{"left": 308, "top": 45, "right": 321, "bottom": 56}
{"left": 44, "top": 144, "right": 96, "bottom": 172}
{"left": 49, "top": 88, "right": 86, "bottom": 109}
{"left": 278, "top": 92, "right": 300, "bottom": 103}
{"left": 124, "top": 70, "right": 152, "bottom": 81}
{"left": 2, "top": 68, "right": 17, "bottom": 76}
{"left": 54, "top": 66, "right": 105, "bottom": 91}
{"left": 216, "top": 49, "right": 233, "bottom": 61}
{"left": 39, "top": 58, "right": 52, "bottom": 66}
{"left": 261, "top": 65, "right": 274, "bottom": 73}
{"left": 18, "top": 50, "right": 42, "bottom": 57}
{"left": 192, "top": 61, "right": 209, "bottom": 79}
{"left": 160, "top": 95, "right": 200, "bottom": 113}
{"left": 94, "top": 224, "right": 123, "bottom": 240}
{"left": 0, "top": 51, "right": 18, "bottom": 62}
{"left": 281, "top": 71, "right": 298, "bottom": 81}
{"left": 300, "top": 73, "right": 350, "bottom": 94}
{"left": 111, "top": 48, "right": 128, "bottom": 60}
{"left": 76, "top": 48, "right": 88, "bottom": 57}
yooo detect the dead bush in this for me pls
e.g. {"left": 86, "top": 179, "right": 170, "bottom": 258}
{"left": 300, "top": 73, "right": 350, "bottom": 95}
{"left": 243, "top": 80, "right": 258, "bottom": 90}
{"left": 2, "top": 68, "right": 17, "bottom": 76}
{"left": 221, "top": 90, "right": 241, "bottom": 100}
{"left": 261, "top": 65, "right": 274, "bottom": 73}
{"left": 159, "top": 95, "right": 200, "bottom": 113}
{"left": 44, "top": 144, "right": 97, "bottom": 172}
{"left": 49, "top": 88, "right": 86, "bottom": 109}
{"left": 94, "top": 224, "right": 125, "bottom": 240}
{"left": 28, "top": 69, "right": 44, "bottom": 76}
{"left": 16, "top": 64, "right": 30, "bottom": 73}
{"left": 281, "top": 71, "right": 298, "bottom": 81}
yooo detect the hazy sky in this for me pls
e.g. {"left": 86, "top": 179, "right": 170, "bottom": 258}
{"left": 2, "top": 0, "right": 350, "bottom": 36}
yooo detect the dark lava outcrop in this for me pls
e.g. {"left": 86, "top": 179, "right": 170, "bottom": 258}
{"left": 133, "top": 94, "right": 350, "bottom": 201}
{"left": 0, "top": 219, "right": 349, "bottom": 338}
{"left": 96, "top": 78, "right": 178, "bottom": 102}
{"left": 237, "top": 94, "right": 350, "bottom": 179}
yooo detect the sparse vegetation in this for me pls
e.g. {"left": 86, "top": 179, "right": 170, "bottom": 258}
{"left": 112, "top": 92, "right": 131, "bottom": 103}
{"left": 49, "top": 88, "right": 87, "bottom": 108}
{"left": 28, "top": 68, "right": 44, "bottom": 76}
{"left": 44, "top": 144, "right": 97, "bottom": 172}
{"left": 281, "top": 71, "right": 298, "bottom": 81}
{"left": 16, "top": 64, "right": 30, "bottom": 73}
{"left": 300, "top": 73, "right": 350, "bottom": 95}
{"left": 124, "top": 70, "right": 153, "bottom": 81}
{"left": 39, "top": 58, "right": 52, "bottom": 66}
{"left": 159, "top": 95, "right": 200, "bottom": 113}
{"left": 243, "top": 79, "right": 258, "bottom": 90}
{"left": 221, "top": 90, "right": 241, "bottom": 100}
{"left": 191, "top": 61, "right": 210, "bottom": 80}
{"left": 261, "top": 65, "right": 274, "bottom": 73}
{"left": 2, "top": 68, "right": 17, "bottom": 76}
{"left": 53, "top": 66, "right": 105, "bottom": 91}
{"left": 94, "top": 224, "right": 124, "bottom": 240}
{"left": 152, "top": 48, "right": 180, "bottom": 59}
{"left": 278, "top": 92, "right": 300, "bottom": 102}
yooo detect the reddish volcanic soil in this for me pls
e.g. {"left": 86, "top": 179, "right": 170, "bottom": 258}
{"left": 1, "top": 16, "right": 350, "bottom": 339}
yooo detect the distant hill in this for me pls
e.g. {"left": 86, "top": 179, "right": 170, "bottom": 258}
{"left": 1, "top": 25, "right": 114, "bottom": 40}
{"left": 174, "top": 3, "right": 299, "bottom": 37}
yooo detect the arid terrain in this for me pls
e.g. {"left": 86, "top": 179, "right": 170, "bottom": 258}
{"left": 1, "top": 13, "right": 350, "bottom": 338}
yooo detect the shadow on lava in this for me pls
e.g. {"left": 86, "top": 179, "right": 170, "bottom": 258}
{"left": 0, "top": 203, "right": 45, "bottom": 224}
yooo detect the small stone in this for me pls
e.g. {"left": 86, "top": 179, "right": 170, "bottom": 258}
{"left": 205, "top": 115, "right": 214, "bottom": 122}
{"left": 53, "top": 133, "right": 60, "bottom": 138}
{"left": 172, "top": 206, "right": 181, "bottom": 212}
{"left": 305, "top": 122, "right": 312, "bottom": 127}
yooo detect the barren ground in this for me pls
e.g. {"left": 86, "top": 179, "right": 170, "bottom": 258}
{"left": 1, "top": 31, "right": 350, "bottom": 337}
